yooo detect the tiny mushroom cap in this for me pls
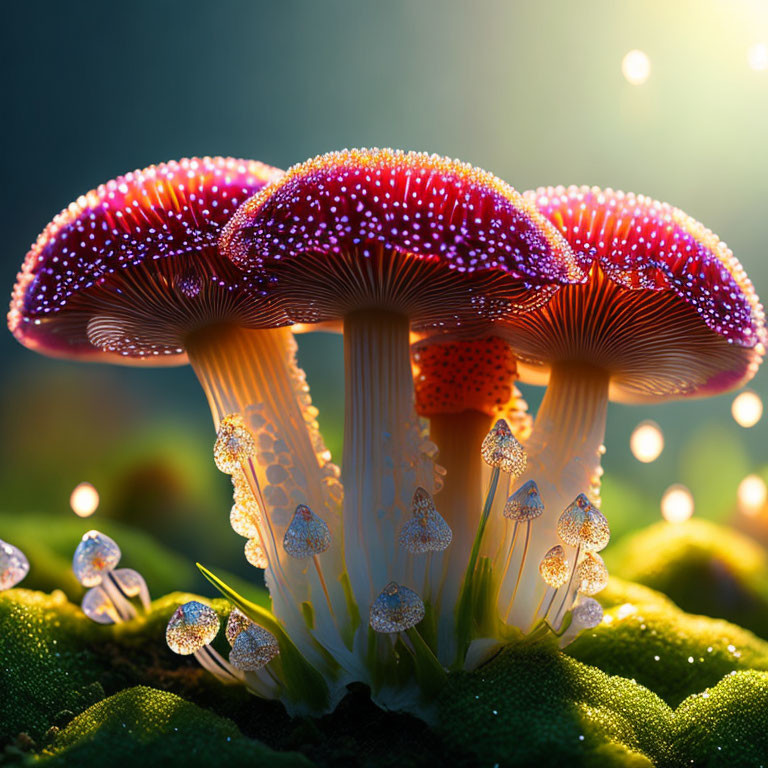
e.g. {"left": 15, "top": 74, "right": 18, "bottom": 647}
{"left": 504, "top": 479, "right": 545, "bottom": 521}
{"left": 229, "top": 624, "right": 280, "bottom": 671}
{"left": 575, "top": 552, "right": 609, "bottom": 595}
{"left": 9, "top": 157, "right": 283, "bottom": 365}
{"left": 480, "top": 419, "right": 527, "bottom": 475}
{"left": 398, "top": 487, "right": 453, "bottom": 554}
{"left": 571, "top": 597, "right": 604, "bottom": 629}
{"left": 557, "top": 494, "right": 610, "bottom": 552}
{"left": 166, "top": 601, "right": 220, "bottom": 655}
{"left": 0, "top": 540, "right": 30, "bottom": 590}
{"left": 283, "top": 504, "right": 332, "bottom": 559}
{"left": 73, "top": 530, "right": 121, "bottom": 587}
{"left": 506, "top": 186, "right": 765, "bottom": 401}
{"left": 369, "top": 582, "right": 426, "bottom": 633}
{"left": 220, "top": 148, "right": 583, "bottom": 331}
{"left": 539, "top": 545, "right": 570, "bottom": 588}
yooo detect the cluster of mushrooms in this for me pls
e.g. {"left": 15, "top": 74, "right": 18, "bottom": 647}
{"left": 8, "top": 149, "right": 765, "bottom": 715}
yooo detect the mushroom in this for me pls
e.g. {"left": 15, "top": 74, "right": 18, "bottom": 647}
{"left": 72, "top": 530, "right": 150, "bottom": 622}
{"left": 7, "top": 157, "right": 348, "bottom": 659}
{"left": 224, "top": 607, "right": 281, "bottom": 697}
{"left": 410, "top": 334, "right": 532, "bottom": 657}
{"left": 0, "top": 540, "right": 29, "bottom": 590}
{"left": 220, "top": 148, "right": 579, "bottom": 648}
{"left": 495, "top": 186, "right": 766, "bottom": 632}
{"left": 166, "top": 600, "right": 241, "bottom": 683}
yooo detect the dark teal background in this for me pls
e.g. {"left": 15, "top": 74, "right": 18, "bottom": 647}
{"left": 2, "top": 0, "right": 767, "bottom": 583}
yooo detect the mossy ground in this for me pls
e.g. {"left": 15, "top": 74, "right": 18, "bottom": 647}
{"left": 4, "top": 520, "right": 768, "bottom": 767}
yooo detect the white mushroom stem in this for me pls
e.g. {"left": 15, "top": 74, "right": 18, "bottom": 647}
{"left": 100, "top": 570, "right": 137, "bottom": 622}
{"left": 194, "top": 645, "right": 243, "bottom": 684}
{"left": 500, "top": 362, "right": 609, "bottom": 631}
{"left": 187, "top": 324, "right": 349, "bottom": 665}
{"left": 342, "top": 310, "right": 429, "bottom": 618}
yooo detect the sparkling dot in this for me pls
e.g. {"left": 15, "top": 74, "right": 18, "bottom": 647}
{"left": 732, "top": 391, "right": 762, "bottom": 428}
{"left": 70, "top": 482, "right": 99, "bottom": 517}
{"left": 622, "top": 49, "right": 651, "bottom": 85}
{"left": 661, "top": 484, "right": 694, "bottom": 524}
{"left": 748, "top": 43, "right": 768, "bottom": 72}
{"left": 630, "top": 421, "right": 664, "bottom": 463}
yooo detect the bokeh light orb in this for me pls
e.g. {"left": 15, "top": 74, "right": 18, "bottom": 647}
{"left": 622, "top": 49, "right": 651, "bottom": 85}
{"left": 661, "top": 484, "right": 694, "bottom": 523}
{"left": 630, "top": 420, "right": 664, "bottom": 463}
{"left": 738, "top": 474, "right": 767, "bottom": 517}
{"left": 70, "top": 482, "right": 100, "bottom": 517}
{"left": 731, "top": 390, "right": 763, "bottom": 428}
{"left": 748, "top": 43, "right": 768, "bottom": 71}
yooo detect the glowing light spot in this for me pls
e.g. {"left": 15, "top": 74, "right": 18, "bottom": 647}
{"left": 661, "top": 484, "right": 694, "bottom": 523}
{"left": 616, "top": 603, "right": 637, "bottom": 620}
{"left": 731, "top": 390, "right": 762, "bottom": 428}
{"left": 622, "top": 49, "right": 651, "bottom": 85}
{"left": 630, "top": 421, "right": 664, "bottom": 463}
{"left": 70, "top": 482, "right": 100, "bottom": 517}
{"left": 748, "top": 43, "right": 768, "bottom": 71}
{"left": 738, "top": 474, "right": 767, "bottom": 517}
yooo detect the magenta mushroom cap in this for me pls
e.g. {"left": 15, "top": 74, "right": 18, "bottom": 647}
{"left": 9, "top": 157, "right": 284, "bottom": 366}
{"left": 219, "top": 148, "right": 585, "bottom": 332}
{"left": 500, "top": 186, "right": 765, "bottom": 401}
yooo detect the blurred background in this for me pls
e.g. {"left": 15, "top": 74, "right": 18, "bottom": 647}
{"left": 1, "top": 0, "right": 767, "bottom": 599}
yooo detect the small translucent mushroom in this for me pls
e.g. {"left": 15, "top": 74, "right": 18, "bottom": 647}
{"left": 398, "top": 487, "right": 452, "bottom": 555}
{"left": 73, "top": 530, "right": 150, "bottom": 622}
{"left": 551, "top": 496, "right": 609, "bottom": 627}
{"left": 282, "top": 504, "right": 334, "bottom": 616}
{"left": 220, "top": 148, "right": 579, "bottom": 647}
{"left": 534, "top": 545, "right": 570, "bottom": 624}
{"left": 499, "top": 480, "right": 544, "bottom": 619}
{"left": 166, "top": 601, "right": 241, "bottom": 684}
{"left": 0, "top": 540, "right": 29, "bottom": 590}
{"left": 369, "top": 582, "right": 426, "bottom": 634}
{"left": 557, "top": 597, "right": 604, "bottom": 648}
{"left": 224, "top": 608, "right": 280, "bottom": 694}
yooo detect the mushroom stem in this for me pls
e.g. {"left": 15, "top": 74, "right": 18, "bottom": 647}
{"left": 187, "top": 324, "right": 348, "bottom": 660}
{"left": 342, "top": 310, "right": 431, "bottom": 619}
{"left": 500, "top": 362, "right": 609, "bottom": 631}
{"left": 551, "top": 543, "right": 582, "bottom": 629}
{"left": 426, "top": 409, "right": 490, "bottom": 657}
{"left": 100, "top": 570, "right": 138, "bottom": 622}
{"left": 194, "top": 645, "right": 243, "bottom": 684}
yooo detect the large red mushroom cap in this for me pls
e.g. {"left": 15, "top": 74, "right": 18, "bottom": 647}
{"left": 220, "top": 148, "right": 583, "bottom": 331}
{"left": 9, "top": 157, "right": 283, "bottom": 366}
{"left": 504, "top": 186, "right": 765, "bottom": 401}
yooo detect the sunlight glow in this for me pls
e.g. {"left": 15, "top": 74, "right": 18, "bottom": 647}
{"left": 748, "top": 43, "right": 768, "bottom": 71}
{"left": 622, "top": 49, "right": 651, "bottom": 85}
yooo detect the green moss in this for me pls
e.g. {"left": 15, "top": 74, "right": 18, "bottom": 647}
{"left": 0, "top": 589, "right": 109, "bottom": 745}
{"left": 568, "top": 577, "right": 768, "bottom": 707}
{"left": 606, "top": 520, "right": 768, "bottom": 639}
{"left": 37, "top": 686, "right": 312, "bottom": 767}
{"left": 669, "top": 671, "right": 768, "bottom": 767}
{"left": 438, "top": 643, "right": 671, "bottom": 767}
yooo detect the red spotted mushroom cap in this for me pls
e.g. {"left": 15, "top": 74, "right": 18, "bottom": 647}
{"left": 219, "top": 148, "right": 584, "bottom": 332}
{"left": 412, "top": 336, "right": 519, "bottom": 417}
{"left": 9, "top": 157, "right": 283, "bottom": 366}
{"left": 501, "top": 186, "right": 765, "bottom": 401}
